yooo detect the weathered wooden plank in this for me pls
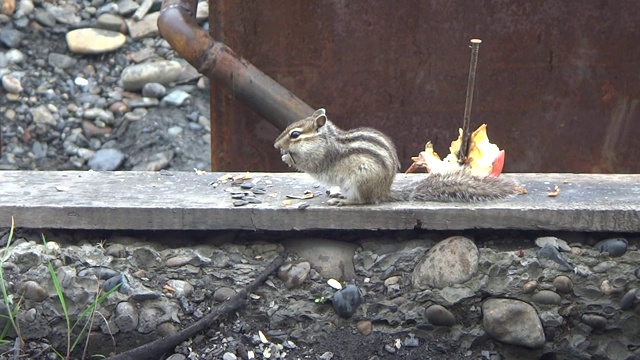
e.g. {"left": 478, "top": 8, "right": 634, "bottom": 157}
{"left": 1, "top": 171, "right": 639, "bottom": 232}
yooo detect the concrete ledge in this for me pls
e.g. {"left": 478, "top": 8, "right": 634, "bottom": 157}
{"left": 1, "top": 171, "right": 639, "bottom": 232}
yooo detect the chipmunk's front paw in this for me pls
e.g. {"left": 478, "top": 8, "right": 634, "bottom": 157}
{"left": 327, "top": 198, "right": 347, "bottom": 206}
{"left": 327, "top": 186, "right": 342, "bottom": 198}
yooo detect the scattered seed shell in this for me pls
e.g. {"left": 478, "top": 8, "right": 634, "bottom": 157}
{"left": 244, "top": 197, "right": 262, "bottom": 204}
{"left": 286, "top": 192, "right": 315, "bottom": 200}
{"left": 241, "top": 182, "right": 254, "bottom": 189}
{"left": 298, "top": 202, "right": 310, "bottom": 210}
{"left": 547, "top": 185, "right": 561, "bottom": 197}
{"left": 327, "top": 278, "right": 343, "bottom": 290}
{"left": 259, "top": 330, "right": 269, "bottom": 343}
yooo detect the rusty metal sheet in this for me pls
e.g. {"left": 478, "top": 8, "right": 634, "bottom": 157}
{"left": 208, "top": 0, "right": 640, "bottom": 173}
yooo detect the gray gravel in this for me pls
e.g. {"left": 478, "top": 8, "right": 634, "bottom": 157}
{"left": 0, "top": 0, "right": 211, "bottom": 172}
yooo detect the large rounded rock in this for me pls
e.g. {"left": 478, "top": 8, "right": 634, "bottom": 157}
{"left": 66, "top": 28, "right": 126, "bottom": 54}
{"left": 412, "top": 236, "right": 478, "bottom": 290}
{"left": 120, "top": 60, "right": 182, "bottom": 91}
{"left": 482, "top": 298, "right": 545, "bottom": 348}
{"left": 282, "top": 238, "right": 357, "bottom": 281}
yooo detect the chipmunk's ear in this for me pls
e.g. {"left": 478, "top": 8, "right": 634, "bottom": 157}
{"left": 312, "top": 108, "right": 327, "bottom": 128}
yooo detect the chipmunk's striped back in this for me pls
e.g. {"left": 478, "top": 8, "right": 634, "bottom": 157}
{"left": 274, "top": 108, "right": 400, "bottom": 205}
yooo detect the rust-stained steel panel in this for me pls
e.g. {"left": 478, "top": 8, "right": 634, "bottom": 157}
{"left": 208, "top": 1, "right": 640, "bottom": 173}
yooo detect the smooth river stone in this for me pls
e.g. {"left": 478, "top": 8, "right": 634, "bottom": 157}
{"left": 66, "top": 28, "right": 126, "bottom": 54}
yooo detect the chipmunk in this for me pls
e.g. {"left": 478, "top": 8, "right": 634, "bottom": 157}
{"left": 274, "top": 108, "right": 519, "bottom": 206}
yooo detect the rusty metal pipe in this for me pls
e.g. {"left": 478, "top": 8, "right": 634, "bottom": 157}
{"left": 158, "top": 0, "right": 314, "bottom": 131}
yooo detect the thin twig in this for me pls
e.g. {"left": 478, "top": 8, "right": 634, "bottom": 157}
{"left": 458, "top": 38, "right": 482, "bottom": 164}
{"left": 106, "top": 253, "right": 287, "bottom": 360}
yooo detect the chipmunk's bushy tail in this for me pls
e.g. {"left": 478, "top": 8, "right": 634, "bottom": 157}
{"left": 391, "top": 170, "right": 519, "bottom": 202}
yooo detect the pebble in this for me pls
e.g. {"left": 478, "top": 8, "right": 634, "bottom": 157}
{"left": 600, "top": 279, "right": 625, "bottom": 296}
{"left": 0, "top": 25, "right": 24, "bottom": 47}
{"left": 594, "top": 238, "right": 628, "bottom": 257}
{"left": 82, "top": 120, "right": 112, "bottom": 137}
{"left": 117, "top": 0, "right": 139, "bottom": 15}
{"left": 532, "top": 290, "right": 562, "bottom": 305}
{"left": 383, "top": 276, "right": 400, "bottom": 287}
{"left": 332, "top": 284, "right": 363, "bottom": 318}
{"left": 5, "top": 48, "right": 24, "bottom": 64}
{"left": 523, "top": 280, "right": 538, "bottom": 293}
{"left": 482, "top": 298, "right": 545, "bottom": 348}
{"left": 2, "top": 74, "right": 22, "bottom": 93}
{"left": 213, "top": 287, "right": 236, "bottom": 302}
{"left": 593, "top": 261, "right": 617, "bottom": 273}
{"left": 84, "top": 108, "right": 115, "bottom": 124}
{"left": 33, "top": 8, "right": 55, "bottom": 27}
{"left": 66, "top": 28, "right": 126, "bottom": 54}
{"left": 404, "top": 334, "right": 419, "bottom": 347}
{"left": 553, "top": 275, "right": 574, "bottom": 294}
{"left": 196, "top": 1, "right": 208, "bottom": 21}
{"left": 46, "top": 4, "right": 81, "bottom": 25}
{"left": 17, "top": 280, "right": 48, "bottom": 301}
{"left": 384, "top": 344, "right": 396, "bottom": 354}
{"left": 536, "top": 236, "right": 571, "bottom": 251}
{"left": 165, "top": 255, "right": 192, "bottom": 267}
{"left": 167, "top": 126, "right": 183, "bottom": 137}
{"left": 277, "top": 261, "right": 311, "bottom": 289}
{"left": 129, "top": 291, "right": 160, "bottom": 301}
{"left": 162, "top": 90, "right": 192, "bottom": 107}
{"left": 23, "top": 308, "right": 37, "bottom": 323}
{"left": 88, "top": 148, "right": 125, "bottom": 170}
{"left": 425, "top": 304, "right": 456, "bottom": 326}
{"left": 126, "top": 11, "right": 160, "bottom": 39}
{"left": 581, "top": 314, "right": 607, "bottom": 330}
{"left": 356, "top": 320, "right": 372, "bottom": 336}
{"left": 222, "top": 353, "right": 237, "bottom": 360}
{"left": 78, "top": 266, "right": 119, "bottom": 280}
{"left": 16, "top": 0, "right": 33, "bottom": 17}
{"left": 106, "top": 243, "right": 128, "bottom": 258}
{"left": 166, "top": 354, "right": 186, "bottom": 360}
{"left": 114, "top": 301, "right": 138, "bottom": 332}
{"left": 233, "top": 200, "right": 248, "bottom": 207}
{"left": 128, "top": 97, "right": 159, "bottom": 108}
{"left": 537, "top": 245, "right": 573, "bottom": 272}
{"left": 620, "top": 288, "right": 637, "bottom": 310}
{"left": 31, "top": 105, "right": 56, "bottom": 126}
{"left": 103, "top": 274, "right": 125, "bottom": 292}
{"left": 166, "top": 279, "right": 194, "bottom": 298}
{"left": 96, "top": 13, "right": 126, "bottom": 33}
{"left": 142, "top": 82, "right": 167, "bottom": 98}
{"left": 121, "top": 60, "right": 182, "bottom": 91}
{"left": 48, "top": 52, "right": 77, "bottom": 70}
{"left": 412, "top": 236, "right": 478, "bottom": 290}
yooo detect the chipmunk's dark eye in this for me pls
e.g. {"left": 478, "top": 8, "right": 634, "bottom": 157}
{"left": 290, "top": 130, "right": 301, "bottom": 139}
